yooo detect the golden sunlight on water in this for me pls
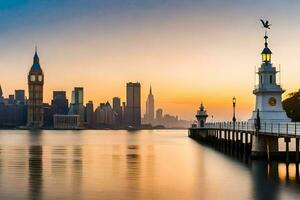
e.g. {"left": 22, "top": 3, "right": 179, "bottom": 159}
{"left": 0, "top": 130, "right": 298, "bottom": 200}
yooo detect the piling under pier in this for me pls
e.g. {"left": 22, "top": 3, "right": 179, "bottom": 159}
{"left": 189, "top": 127, "right": 300, "bottom": 163}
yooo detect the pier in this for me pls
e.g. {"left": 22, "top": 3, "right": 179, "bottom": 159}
{"left": 188, "top": 21, "right": 300, "bottom": 165}
{"left": 189, "top": 122, "right": 300, "bottom": 163}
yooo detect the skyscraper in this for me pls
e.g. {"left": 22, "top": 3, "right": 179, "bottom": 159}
{"left": 71, "top": 87, "right": 84, "bottom": 104}
{"left": 125, "top": 82, "right": 141, "bottom": 128}
{"left": 122, "top": 102, "right": 126, "bottom": 123}
{"left": 85, "top": 101, "right": 94, "bottom": 128}
{"left": 51, "top": 91, "right": 69, "bottom": 115}
{"left": 69, "top": 87, "right": 85, "bottom": 125}
{"left": 144, "top": 86, "right": 155, "bottom": 124}
{"left": 155, "top": 108, "right": 163, "bottom": 125}
{"left": 8, "top": 95, "right": 14, "bottom": 104}
{"left": 113, "top": 97, "right": 121, "bottom": 111}
{"left": 27, "top": 48, "right": 44, "bottom": 128}
{"left": 15, "top": 90, "right": 25, "bottom": 104}
{"left": 112, "top": 97, "right": 122, "bottom": 125}
{"left": 94, "top": 102, "right": 117, "bottom": 127}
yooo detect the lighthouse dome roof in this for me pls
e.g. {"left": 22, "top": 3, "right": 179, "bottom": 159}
{"left": 261, "top": 46, "right": 272, "bottom": 55}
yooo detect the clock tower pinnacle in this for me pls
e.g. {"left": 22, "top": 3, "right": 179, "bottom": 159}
{"left": 27, "top": 47, "right": 44, "bottom": 128}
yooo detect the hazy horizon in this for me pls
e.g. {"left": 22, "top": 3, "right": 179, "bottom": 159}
{"left": 1, "top": 0, "right": 300, "bottom": 121}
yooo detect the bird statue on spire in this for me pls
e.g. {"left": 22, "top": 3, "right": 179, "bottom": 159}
{"left": 260, "top": 19, "right": 271, "bottom": 29}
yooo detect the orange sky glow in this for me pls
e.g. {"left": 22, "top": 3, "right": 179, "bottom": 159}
{"left": 1, "top": 1, "right": 300, "bottom": 121}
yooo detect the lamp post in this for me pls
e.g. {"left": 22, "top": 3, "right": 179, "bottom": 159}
{"left": 232, "top": 97, "right": 236, "bottom": 129}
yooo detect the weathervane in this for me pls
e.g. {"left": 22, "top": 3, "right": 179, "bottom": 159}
{"left": 260, "top": 19, "right": 271, "bottom": 50}
{"left": 260, "top": 19, "right": 271, "bottom": 29}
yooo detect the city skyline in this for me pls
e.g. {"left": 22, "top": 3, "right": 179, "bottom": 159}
{"left": 0, "top": 50, "right": 191, "bottom": 129}
{"left": 2, "top": 1, "right": 300, "bottom": 121}
{"left": 0, "top": 48, "right": 191, "bottom": 122}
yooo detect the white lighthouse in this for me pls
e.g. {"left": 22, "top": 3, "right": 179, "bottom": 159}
{"left": 196, "top": 103, "right": 208, "bottom": 128}
{"left": 249, "top": 31, "right": 290, "bottom": 124}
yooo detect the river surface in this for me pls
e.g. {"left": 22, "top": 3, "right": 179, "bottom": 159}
{"left": 0, "top": 129, "right": 299, "bottom": 200}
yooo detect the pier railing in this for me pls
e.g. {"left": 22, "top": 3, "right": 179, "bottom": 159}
{"left": 203, "top": 122, "right": 300, "bottom": 137}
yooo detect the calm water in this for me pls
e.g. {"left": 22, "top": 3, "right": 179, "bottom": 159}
{"left": 0, "top": 130, "right": 299, "bottom": 200}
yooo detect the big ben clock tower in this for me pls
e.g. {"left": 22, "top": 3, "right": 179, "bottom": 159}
{"left": 27, "top": 48, "right": 44, "bottom": 128}
{"left": 249, "top": 26, "right": 290, "bottom": 124}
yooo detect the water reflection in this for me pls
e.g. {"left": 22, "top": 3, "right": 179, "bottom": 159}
{"left": 0, "top": 147, "right": 2, "bottom": 177}
{"left": 0, "top": 130, "right": 298, "bottom": 200}
{"left": 252, "top": 161, "right": 300, "bottom": 184}
{"left": 28, "top": 131, "right": 43, "bottom": 200}
{"left": 72, "top": 145, "right": 82, "bottom": 199}
{"left": 51, "top": 146, "right": 67, "bottom": 176}
{"left": 126, "top": 145, "right": 140, "bottom": 199}
{"left": 252, "top": 161, "right": 279, "bottom": 200}
{"left": 29, "top": 145, "right": 43, "bottom": 200}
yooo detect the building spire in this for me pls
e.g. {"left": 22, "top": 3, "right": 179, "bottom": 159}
{"left": 33, "top": 45, "right": 39, "bottom": 64}
{"left": 150, "top": 85, "right": 152, "bottom": 95}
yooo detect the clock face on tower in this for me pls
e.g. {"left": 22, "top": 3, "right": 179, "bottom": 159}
{"left": 268, "top": 97, "right": 277, "bottom": 106}
{"left": 30, "top": 75, "right": 36, "bottom": 81}
{"left": 38, "top": 75, "right": 43, "bottom": 82}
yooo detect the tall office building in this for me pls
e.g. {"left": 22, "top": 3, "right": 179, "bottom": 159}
{"left": 112, "top": 97, "right": 122, "bottom": 125}
{"left": 122, "top": 102, "right": 126, "bottom": 123}
{"left": 125, "top": 82, "right": 141, "bottom": 128}
{"left": 43, "top": 103, "right": 52, "bottom": 127}
{"left": 156, "top": 108, "right": 163, "bottom": 125}
{"left": 0, "top": 87, "right": 27, "bottom": 127}
{"left": 144, "top": 86, "right": 155, "bottom": 124}
{"left": 15, "top": 90, "right": 25, "bottom": 104}
{"left": 27, "top": 48, "right": 44, "bottom": 128}
{"left": 71, "top": 87, "right": 84, "bottom": 104}
{"left": 69, "top": 87, "right": 85, "bottom": 125}
{"left": 113, "top": 97, "right": 121, "bottom": 110}
{"left": 51, "top": 91, "right": 69, "bottom": 115}
{"left": 8, "top": 95, "right": 14, "bottom": 104}
{"left": 94, "top": 102, "right": 117, "bottom": 126}
{"left": 85, "top": 101, "right": 94, "bottom": 128}
{"left": 53, "top": 91, "right": 67, "bottom": 101}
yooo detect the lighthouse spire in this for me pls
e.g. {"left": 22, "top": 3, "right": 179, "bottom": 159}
{"left": 261, "top": 29, "right": 272, "bottom": 63}
{"left": 264, "top": 31, "right": 268, "bottom": 48}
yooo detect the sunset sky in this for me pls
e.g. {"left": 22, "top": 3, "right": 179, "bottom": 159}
{"left": 1, "top": 0, "right": 300, "bottom": 121}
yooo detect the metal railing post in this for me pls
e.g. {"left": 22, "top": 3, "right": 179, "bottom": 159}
{"left": 271, "top": 123, "right": 273, "bottom": 134}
